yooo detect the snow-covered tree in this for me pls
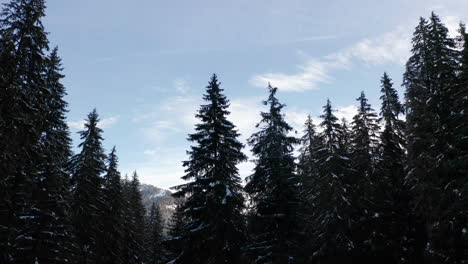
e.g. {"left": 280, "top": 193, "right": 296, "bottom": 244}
{"left": 69, "top": 109, "right": 107, "bottom": 263}
{"left": 404, "top": 13, "right": 463, "bottom": 262}
{"left": 172, "top": 74, "right": 247, "bottom": 264}
{"left": 100, "top": 147, "right": 125, "bottom": 264}
{"left": 309, "top": 99, "right": 353, "bottom": 262}
{"left": 349, "top": 91, "right": 381, "bottom": 256}
{"left": 373, "top": 72, "right": 413, "bottom": 263}
{"left": 30, "top": 46, "right": 74, "bottom": 263}
{"left": 122, "top": 171, "right": 146, "bottom": 264}
{"left": 0, "top": 1, "right": 67, "bottom": 262}
{"left": 245, "top": 84, "right": 301, "bottom": 263}
{"left": 145, "top": 203, "right": 165, "bottom": 264}
{"left": 165, "top": 199, "right": 187, "bottom": 261}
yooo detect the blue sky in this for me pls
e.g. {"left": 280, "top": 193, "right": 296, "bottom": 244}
{"left": 42, "top": 0, "right": 467, "bottom": 188}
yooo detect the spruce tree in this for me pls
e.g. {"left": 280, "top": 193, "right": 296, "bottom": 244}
{"left": 376, "top": 72, "right": 413, "bottom": 263}
{"left": 298, "top": 115, "right": 321, "bottom": 190}
{"left": 451, "top": 24, "right": 468, "bottom": 261}
{"left": 145, "top": 203, "right": 165, "bottom": 264}
{"left": 309, "top": 99, "right": 353, "bottom": 262}
{"left": 30, "top": 46, "right": 74, "bottom": 263}
{"left": 297, "top": 115, "right": 321, "bottom": 261}
{"left": 245, "top": 84, "right": 301, "bottom": 263}
{"left": 350, "top": 91, "right": 380, "bottom": 175}
{"left": 349, "top": 91, "right": 381, "bottom": 258}
{"left": 404, "top": 13, "right": 462, "bottom": 262}
{"left": 100, "top": 146, "right": 125, "bottom": 264}
{"left": 0, "top": 0, "right": 68, "bottom": 262}
{"left": 172, "top": 74, "right": 247, "bottom": 264}
{"left": 165, "top": 199, "right": 187, "bottom": 261}
{"left": 0, "top": 28, "right": 18, "bottom": 264}
{"left": 122, "top": 171, "right": 146, "bottom": 264}
{"left": 69, "top": 109, "right": 107, "bottom": 263}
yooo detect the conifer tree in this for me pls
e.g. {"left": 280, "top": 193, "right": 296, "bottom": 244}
{"left": 309, "top": 99, "right": 353, "bottom": 262}
{"left": 30, "top": 46, "right": 74, "bottom": 263}
{"left": 451, "top": 24, "right": 468, "bottom": 260}
{"left": 0, "top": 0, "right": 53, "bottom": 262}
{"left": 100, "top": 147, "right": 125, "bottom": 264}
{"left": 172, "top": 74, "right": 247, "bottom": 264}
{"left": 145, "top": 203, "right": 165, "bottom": 264}
{"left": 298, "top": 115, "right": 321, "bottom": 187}
{"left": 245, "top": 84, "right": 301, "bottom": 263}
{"left": 122, "top": 171, "right": 146, "bottom": 264}
{"left": 0, "top": 28, "right": 18, "bottom": 264}
{"left": 350, "top": 91, "right": 380, "bottom": 175}
{"left": 349, "top": 91, "right": 380, "bottom": 257}
{"left": 297, "top": 116, "right": 321, "bottom": 260}
{"left": 404, "top": 13, "right": 462, "bottom": 262}
{"left": 375, "top": 73, "right": 413, "bottom": 263}
{"left": 165, "top": 199, "right": 187, "bottom": 261}
{"left": 69, "top": 109, "right": 107, "bottom": 263}
{"left": 403, "top": 17, "right": 434, "bottom": 261}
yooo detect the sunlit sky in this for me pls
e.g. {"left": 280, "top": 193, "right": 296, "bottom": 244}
{"left": 42, "top": 0, "right": 467, "bottom": 188}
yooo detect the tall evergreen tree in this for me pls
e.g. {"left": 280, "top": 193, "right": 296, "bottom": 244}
{"left": 298, "top": 115, "right": 321, "bottom": 187}
{"left": 309, "top": 99, "right": 353, "bottom": 263}
{"left": 375, "top": 73, "right": 414, "bottom": 263}
{"left": 100, "top": 146, "right": 125, "bottom": 264}
{"left": 172, "top": 74, "right": 247, "bottom": 264}
{"left": 245, "top": 84, "right": 300, "bottom": 263}
{"left": 69, "top": 109, "right": 107, "bottom": 263}
{"left": 403, "top": 17, "right": 434, "bottom": 262}
{"left": 350, "top": 91, "right": 380, "bottom": 175}
{"left": 0, "top": 27, "right": 18, "bottom": 264}
{"left": 297, "top": 115, "right": 321, "bottom": 260}
{"left": 145, "top": 203, "right": 165, "bottom": 264}
{"left": 0, "top": 0, "right": 52, "bottom": 262}
{"left": 451, "top": 24, "right": 468, "bottom": 261}
{"left": 404, "top": 13, "right": 462, "bottom": 263}
{"left": 165, "top": 199, "right": 187, "bottom": 261}
{"left": 30, "top": 46, "right": 74, "bottom": 263}
{"left": 122, "top": 171, "right": 146, "bottom": 264}
{"left": 349, "top": 91, "right": 381, "bottom": 258}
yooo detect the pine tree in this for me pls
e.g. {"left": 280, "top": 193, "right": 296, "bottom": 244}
{"left": 0, "top": 28, "right": 18, "bottom": 264}
{"left": 122, "top": 171, "right": 146, "bottom": 264}
{"left": 375, "top": 72, "right": 413, "bottom": 263}
{"left": 245, "top": 84, "right": 301, "bottom": 263}
{"left": 100, "top": 147, "right": 125, "bottom": 264}
{"left": 309, "top": 99, "right": 353, "bottom": 262}
{"left": 0, "top": 0, "right": 52, "bottom": 262}
{"left": 350, "top": 91, "right": 380, "bottom": 175}
{"left": 165, "top": 199, "right": 187, "bottom": 261}
{"left": 451, "top": 23, "right": 468, "bottom": 261}
{"left": 349, "top": 91, "right": 381, "bottom": 258}
{"left": 69, "top": 109, "right": 107, "bottom": 263}
{"left": 297, "top": 115, "right": 322, "bottom": 261}
{"left": 172, "top": 74, "right": 247, "bottom": 264}
{"left": 404, "top": 13, "right": 462, "bottom": 262}
{"left": 145, "top": 203, "right": 165, "bottom": 264}
{"left": 30, "top": 46, "right": 74, "bottom": 263}
{"left": 298, "top": 115, "right": 321, "bottom": 189}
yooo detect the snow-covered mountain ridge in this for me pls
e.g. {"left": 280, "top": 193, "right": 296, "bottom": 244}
{"left": 139, "top": 184, "right": 177, "bottom": 225}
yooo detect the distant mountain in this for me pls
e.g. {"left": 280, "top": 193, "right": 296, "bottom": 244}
{"left": 139, "top": 184, "right": 177, "bottom": 227}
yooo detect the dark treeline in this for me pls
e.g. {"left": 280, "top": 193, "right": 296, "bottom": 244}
{"left": 0, "top": 0, "right": 466, "bottom": 264}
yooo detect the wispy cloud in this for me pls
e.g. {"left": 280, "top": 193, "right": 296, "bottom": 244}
{"left": 173, "top": 77, "right": 190, "bottom": 94}
{"left": 68, "top": 115, "right": 120, "bottom": 130}
{"left": 250, "top": 60, "right": 334, "bottom": 92}
{"left": 250, "top": 25, "right": 412, "bottom": 92}
{"left": 250, "top": 14, "right": 464, "bottom": 92}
